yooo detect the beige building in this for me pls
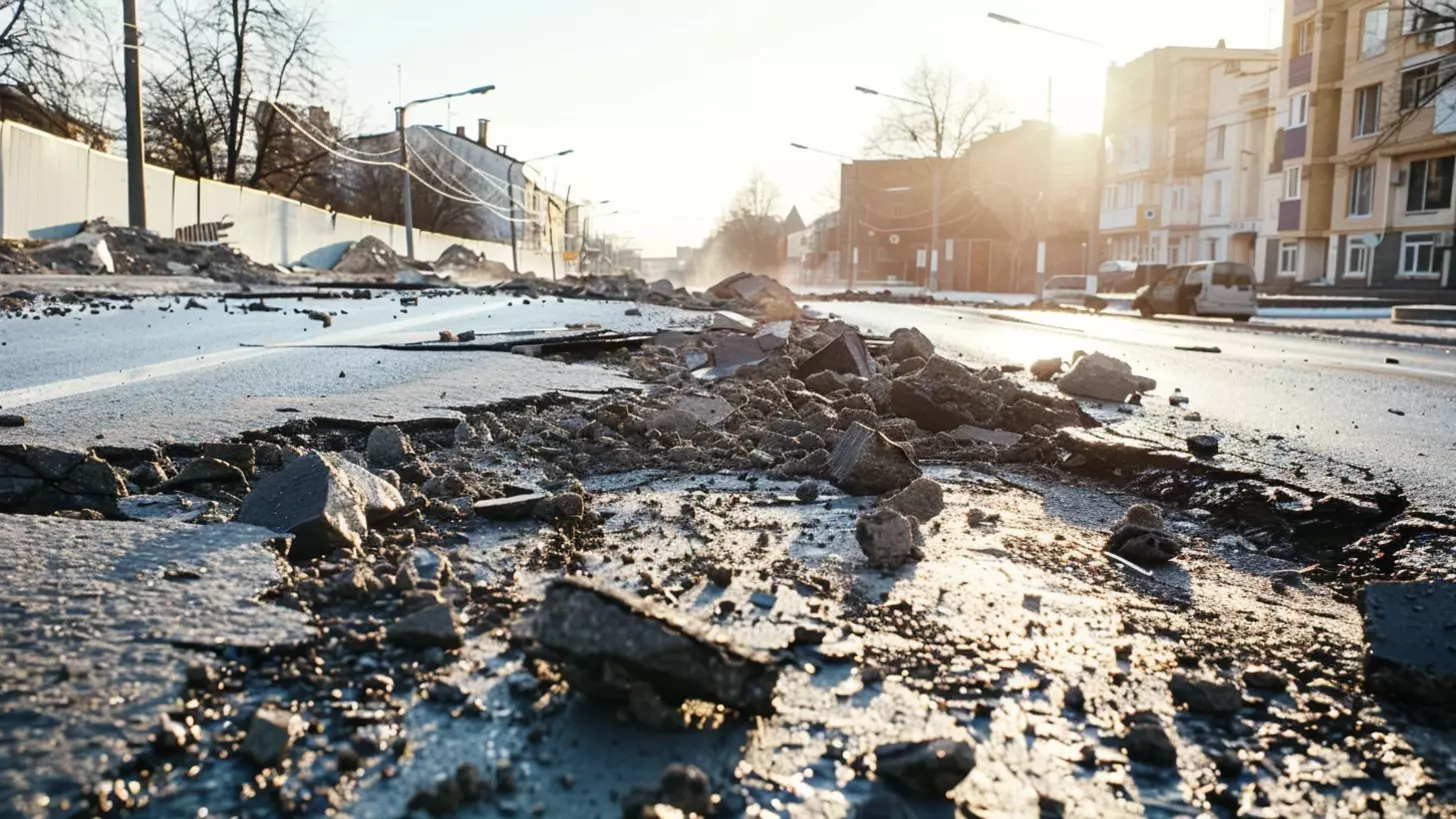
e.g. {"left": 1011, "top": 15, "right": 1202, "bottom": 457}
{"left": 1272, "top": 0, "right": 1456, "bottom": 288}
{"left": 1098, "top": 45, "right": 1280, "bottom": 267}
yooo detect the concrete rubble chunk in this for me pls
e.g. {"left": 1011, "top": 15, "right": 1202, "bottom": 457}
{"left": 388, "top": 602, "right": 464, "bottom": 650}
{"left": 873, "top": 738, "right": 975, "bottom": 799}
{"left": 887, "top": 327, "right": 935, "bottom": 363}
{"left": 1029, "top": 357, "right": 1064, "bottom": 381}
{"left": 889, "top": 356, "right": 1003, "bottom": 433}
{"left": 332, "top": 234, "right": 402, "bottom": 275}
{"left": 474, "top": 492, "right": 549, "bottom": 520}
{"left": 1187, "top": 435, "right": 1221, "bottom": 457}
{"left": 755, "top": 320, "right": 792, "bottom": 351}
{"left": 237, "top": 452, "right": 369, "bottom": 560}
{"left": 160, "top": 457, "right": 248, "bottom": 490}
{"left": 709, "top": 311, "right": 756, "bottom": 332}
{"left": 828, "top": 422, "right": 922, "bottom": 495}
{"left": 1057, "top": 352, "right": 1157, "bottom": 403}
{"left": 1362, "top": 580, "right": 1456, "bottom": 706}
{"left": 705, "top": 272, "right": 799, "bottom": 320}
{"left": 795, "top": 330, "right": 874, "bottom": 380}
{"left": 0, "top": 444, "right": 126, "bottom": 516}
{"left": 950, "top": 425, "right": 1022, "bottom": 447}
{"left": 672, "top": 394, "right": 735, "bottom": 427}
{"left": 883, "top": 477, "right": 945, "bottom": 522}
{"left": 240, "top": 705, "right": 302, "bottom": 767}
{"left": 856, "top": 507, "right": 922, "bottom": 569}
{"left": 328, "top": 455, "right": 405, "bottom": 521}
{"left": 530, "top": 576, "right": 781, "bottom": 715}
{"left": 1105, "top": 524, "right": 1183, "bottom": 566}
{"left": 1123, "top": 712, "right": 1177, "bottom": 765}
{"left": 710, "top": 333, "right": 770, "bottom": 373}
{"left": 366, "top": 425, "right": 414, "bottom": 467}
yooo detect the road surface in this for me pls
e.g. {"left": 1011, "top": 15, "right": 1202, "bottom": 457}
{"left": 813, "top": 302, "right": 1456, "bottom": 509}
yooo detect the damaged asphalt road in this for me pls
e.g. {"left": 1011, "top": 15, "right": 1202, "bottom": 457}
{"left": 3, "top": 277, "right": 1456, "bottom": 818}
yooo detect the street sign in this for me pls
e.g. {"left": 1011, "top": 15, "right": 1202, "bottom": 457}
{"left": 562, "top": 251, "right": 579, "bottom": 261}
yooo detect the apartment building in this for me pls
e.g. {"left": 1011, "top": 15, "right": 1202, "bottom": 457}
{"left": 1099, "top": 45, "right": 1280, "bottom": 268}
{"left": 1324, "top": 1, "right": 1456, "bottom": 288}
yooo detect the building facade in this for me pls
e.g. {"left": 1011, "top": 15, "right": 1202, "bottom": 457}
{"left": 1098, "top": 45, "right": 1280, "bottom": 268}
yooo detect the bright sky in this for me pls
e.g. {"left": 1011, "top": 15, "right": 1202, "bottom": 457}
{"left": 321, "top": 0, "right": 1280, "bottom": 256}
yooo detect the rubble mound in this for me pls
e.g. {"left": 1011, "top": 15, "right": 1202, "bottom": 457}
{"left": 25, "top": 219, "right": 282, "bottom": 284}
{"left": 332, "top": 235, "right": 403, "bottom": 275}
{"left": 434, "top": 244, "right": 514, "bottom": 278}
{"left": 706, "top": 272, "right": 800, "bottom": 319}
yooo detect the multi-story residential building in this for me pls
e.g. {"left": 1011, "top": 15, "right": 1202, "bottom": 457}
{"left": 1320, "top": 0, "right": 1456, "bottom": 289}
{"left": 1099, "top": 45, "right": 1280, "bottom": 268}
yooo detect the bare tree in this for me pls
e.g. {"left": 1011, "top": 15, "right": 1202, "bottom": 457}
{"left": 697, "top": 169, "right": 784, "bottom": 278}
{"left": 0, "top": 0, "right": 116, "bottom": 139}
{"left": 340, "top": 156, "right": 483, "bottom": 239}
{"left": 142, "top": 0, "right": 327, "bottom": 186}
{"left": 865, "top": 60, "right": 1005, "bottom": 159}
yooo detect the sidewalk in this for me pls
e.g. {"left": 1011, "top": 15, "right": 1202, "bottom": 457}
{"left": 1120, "top": 311, "right": 1456, "bottom": 348}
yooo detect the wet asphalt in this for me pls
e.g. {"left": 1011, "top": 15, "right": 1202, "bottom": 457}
{"left": 813, "top": 302, "right": 1456, "bottom": 510}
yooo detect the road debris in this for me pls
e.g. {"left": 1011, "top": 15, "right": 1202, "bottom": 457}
{"left": 1029, "top": 356, "right": 1063, "bottom": 381}
{"left": 828, "top": 422, "right": 922, "bottom": 494}
{"left": 1057, "top": 351, "right": 1157, "bottom": 402}
{"left": 236, "top": 451, "right": 401, "bottom": 559}
{"left": 1186, "top": 434, "right": 1221, "bottom": 457}
{"left": 856, "top": 506, "right": 922, "bottom": 568}
{"left": 1175, "top": 345, "right": 1223, "bottom": 354}
{"left": 1362, "top": 579, "right": 1456, "bottom": 706}
{"left": 882, "top": 476, "right": 945, "bottom": 522}
{"left": 872, "top": 738, "right": 975, "bottom": 799}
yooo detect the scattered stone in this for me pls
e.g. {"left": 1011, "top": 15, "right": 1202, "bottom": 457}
{"left": 1029, "top": 357, "right": 1063, "bottom": 381}
{"left": 0, "top": 414, "right": 27, "bottom": 427}
{"left": 236, "top": 452, "right": 370, "bottom": 559}
{"left": 705, "top": 272, "right": 799, "bottom": 319}
{"left": 882, "top": 477, "right": 945, "bottom": 522}
{"left": 856, "top": 507, "right": 921, "bottom": 569}
{"left": 1388, "top": 408, "right": 1406, "bottom": 417}
{"left": 201, "top": 443, "right": 256, "bottom": 475}
{"left": 625, "top": 307, "right": 643, "bottom": 317}
{"left": 1105, "top": 524, "right": 1182, "bottom": 566}
{"left": 827, "top": 423, "right": 922, "bottom": 495}
{"left": 529, "top": 577, "right": 781, "bottom": 715}
{"left": 1169, "top": 673, "right": 1243, "bottom": 714}
{"left": 795, "top": 480, "right": 821, "bottom": 503}
{"left": 454, "top": 420, "right": 478, "bottom": 445}
{"left": 795, "top": 330, "right": 874, "bottom": 380}
{"left": 533, "top": 492, "right": 586, "bottom": 523}
{"left": 159, "top": 457, "right": 247, "bottom": 490}
{"left": 240, "top": 705, "right": 301, "bottom": 767}
{"left": 1186, "top": 435, "right": 1220, "bottom": 457}
{"left": 474, "top": 492, "right": 548, "bottom": 521}
{"left": 886, "top": 327, "right": 934, "bottom": 363}
{"left": 0, "top": 444, "right": 127, "bottom": 516}
{"left": 366, "top": 425, "right": 414, "bottom": 467}
{"left": 1386, "top": 357, "right": 1400, "bottom": 365}
{"left": 1242, "top": 665, "right": 1288, "bottom": 691}
{"left": 1175, "top": 345, "right": 1223, "bottom": 354}
{"left": 889, "top": 356, "right": 1002, "bottom": 432}
{"left": 709, "top": 310, "right": 756, "bottom": 332}
{"left": 873, "top": 738, "right": 975, "bottom": 799}
{"left": 1362, "top": 580, "right": 1456, "bottom": 706}
{"left": 439, "top": 330, "right": 459, "bottom": 343}
{"left": 307, "top": 310, "right": 332, "bottom": 328}
{"left": 387, "top": 602, "right": 464, "bottom": 650}
{"left": 1123, "top": 712, "right": 1177, "bottom": 766}
{"left": 329, "top": 456, "right": 405, "bottom": 520}
{"left": 1115, "top": 504, "right": 1165, "bottom": 532}
{"left": 1056, "top": 352, "right": 1156, "bottom": 403}
{"left": 1183, "top": 412, "right": 1203, "bottom": 422}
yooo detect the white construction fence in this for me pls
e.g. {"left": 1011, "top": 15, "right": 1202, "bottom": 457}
{"left": 0, "top": 121, "right": 555, "bottom": 275}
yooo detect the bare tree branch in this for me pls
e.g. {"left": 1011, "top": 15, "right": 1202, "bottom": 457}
{"left": 864, "top": 60, "right": 1006, "bottom": 160}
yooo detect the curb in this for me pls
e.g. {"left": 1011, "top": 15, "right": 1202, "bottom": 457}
{"left": 1143, "top": 314, "right": 1456, "bottom": 348}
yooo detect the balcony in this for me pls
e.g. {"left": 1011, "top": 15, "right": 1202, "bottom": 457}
{"left": 1278, "top": 199, "right": 1302, "bottom": 232}
{"left": 1100, "top": 206, "right": 1139, "bottom": 231}
{"left": 1287, "top": 53, "right": 1313, "bottom": 89}
{"left": 1292, "top": 0, "right": 1316, "bottom": 13}
{"left": 1282, "top": 126, "right": 1307, "bottom": 160}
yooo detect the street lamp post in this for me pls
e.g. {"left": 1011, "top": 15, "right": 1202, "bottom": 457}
{"left": 855, "top": 86, "right": 944, "bottom": 292}
{"left": 989, "top": 12, "right": 1116, "bottom": 280}
{"left": 790, "top": 142, "right": 859, "bottom": 292}
{"left": 396, "top": 84, "right": 496, "bottom": 260}
{"left": 507, "top": 149, "right": 573, "bottom": 274}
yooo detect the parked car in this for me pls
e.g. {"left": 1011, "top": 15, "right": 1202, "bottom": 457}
{"left": 1040, "top": 275, "right": 1107, "bottom": 311}
{"left": 1131, "top": 261, "right": 1257, "bottom": 321}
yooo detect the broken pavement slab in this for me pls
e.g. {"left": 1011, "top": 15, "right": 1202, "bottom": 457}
{"left": 237, "top": 451, "right": 402, "bottom": 560}
{"left": 529, "top": 576, "right": 782, "bottom": 716}
{"left": 1057, "top": 352, "right": 1157, "bottom": 403}
{"left": 1362, "top": 580, "right": 1456, "bottom": 707}
{"left": 0, "top": 514, "right": 311, "bottom": 815}
{"left": 827, "top": 422, "right": 922, "bottom": 495}
{"left": 795, "top": 330, "right": 874, "bottom": 380}
{"left": 0, "top": 444, "right": 126, "bottom": 517}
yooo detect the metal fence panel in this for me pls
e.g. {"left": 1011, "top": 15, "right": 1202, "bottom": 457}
{"left": 1, "top": 122, "right": 89, "bottom": 239}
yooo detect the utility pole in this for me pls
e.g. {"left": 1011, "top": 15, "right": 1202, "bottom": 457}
{"left": 508, "top": 163, "right": 519, "bottom": 273}
{"left": 122, "top": 0, "right": 147, "bottom": 229}
{"left": 1037, "top": 76, "right": 1053, "bottom": 296}
{"left": 396, "top": 106, "right": 415, "bottom": 259}
{"left": 929, "top": 162, "right": 941, "bottom": 292}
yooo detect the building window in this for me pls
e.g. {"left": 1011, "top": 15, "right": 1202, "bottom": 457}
{"left": 1279, "top": 241, "right": 1300, "bottom": 274}
{"left": 1400, "top": 232, "right": 1439, "bottom": 276}
{"left": 1354, "top": 84, "right": 1381, "bottom": 137}
{"left": 1212, "top": 125, "right": 1227, "bottom": 160}
{"left": 1290, "top": 92, "right": 1309, "bottom": 128}
{"left": 1401, "top": 61, "right": 1441, "bottom": 109}
{"left": 1205, "top": 239, "right": 1220, "bottom": 260}
{"left": 1362, "top": 6, "right": 1389, "bottom": 58}
{"left": 1171, "top": 187, "right": 1187, "bottom": 211}
{"left": 1347, "top": 240, "right": 1372, "bottom": 277}
{"left": 1296, "top": 19, "right": 1315, "bottom": 55}
{"left": 1208, "top": 180, "right": 1225, "bottom": 215}
{"left": 1284, "top": 166, "right": 1303, "bottom": 200}
{"left": 1403, "top": 1, "right": 1435, "bottom": 35}
{"left": 1104, "top": 185, "right": 1118, "bottom": 210}
{"left": 1168, "top": 241, "right": 1182, "bottom": 265}
{"left": 1349, "top": 164, "right": 1376, "bottom": 216}
{"left": 1407, "top": 155, "right": 1455, "bottom": 211}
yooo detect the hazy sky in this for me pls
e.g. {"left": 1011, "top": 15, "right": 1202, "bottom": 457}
{"left": 319, "top": 0, "right": 1280, "bottom": 256}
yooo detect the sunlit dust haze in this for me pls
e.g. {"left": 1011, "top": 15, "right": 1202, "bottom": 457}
{"left": 321, "top": 0, "right": 1280, "bottom": 256}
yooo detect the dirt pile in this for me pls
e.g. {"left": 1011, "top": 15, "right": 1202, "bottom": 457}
{"left": 434, "top": 244, "right": 513, "bottom": 278}
{"left": 24, "top": 219, "right": 282, "bottom": 284}
{"left": 332, "top": 235, "right": 403, "bottom": 275}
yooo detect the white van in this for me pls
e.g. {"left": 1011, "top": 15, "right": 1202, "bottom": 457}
{"left": 1132, "top": 261, "right": 1258, "bottom": 321}
{"left": 1040, "top": 275, "right": 1103, "bottom": 310}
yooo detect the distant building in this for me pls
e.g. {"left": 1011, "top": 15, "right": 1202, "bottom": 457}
{"left": 0, "top": 85, "right": 107, "bottom": 150}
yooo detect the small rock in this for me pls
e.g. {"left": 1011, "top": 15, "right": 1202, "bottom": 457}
{"left": 1115, "top": 504, "right": 1165, "bottom": 532}
{"left": 1241, "top": 665, "right": 1288, "bottom": 691}
{"left": 1029, "top": 357, "right": 1063, "bottom": 381}
{"left": 657, "top": 763, "right": 712, "bottom": 816}
{"left": 795, "top": 480, "right": 821, "bottom": 503}
{"left": 873, "top": 738, "right": 975, "bottom": 799}
{"left": 454, "top": 420, "right": 478, "bottom": 445}
{"left": 387, "top": 602, "right": 463, "bottom": 650}
{"left": 240, "top": 705, "right": 301, "bottom": 767}
{"left": 366, "top": 425, "right": 414, "bottom": 467}
{"left": 1057, "top": 352, "right": 1156, "bottom": 403}
{"left": 827, "top": 422, "right": 922, "bottom": 495}
{"left": 856, "top": 507, "right": 921, "bottom": 569}
{"left": 886, "top": 327, "right": 934, "bottom": 363}
{"left": 1122, "top": 712, "right": 1177, "bottom": 766}
{"left": 1169, "top": 672, "right": 1243, "bottom": 714}
{"left": 0, "top": 414, "right": 28, "bottom": 427}
{"left": 439, "top": 330, "right": 459, "bottom": 342}
{"left": 882, "top": 477, "right": 944, "bottom": 522}
{"left": 1105, "top": 524, "right": 1182, "bottom": 566}
{"left": 1186, "top": 435, "right": 1220, "bottom": 457}
{"left": 161, "top": 456, "right": 247, "bottom": 489}
{"left": 533, "top": 492, "right": 586, "bottom": 522}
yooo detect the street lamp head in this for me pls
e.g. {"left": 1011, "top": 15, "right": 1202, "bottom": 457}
{"left": 467, "top": 84, "right": 497, "bottom": 95}
{"left": 853, "top": 85, "right": 880, "bottom": 95}
{"left": 555, "top": 149, "right": 575, "bottom": 157}
{"left": 987, "top": 12, "right": 1022, "bottom": 24}
{"left": 790, "top": 142, "right": 809, "bottom": 150}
